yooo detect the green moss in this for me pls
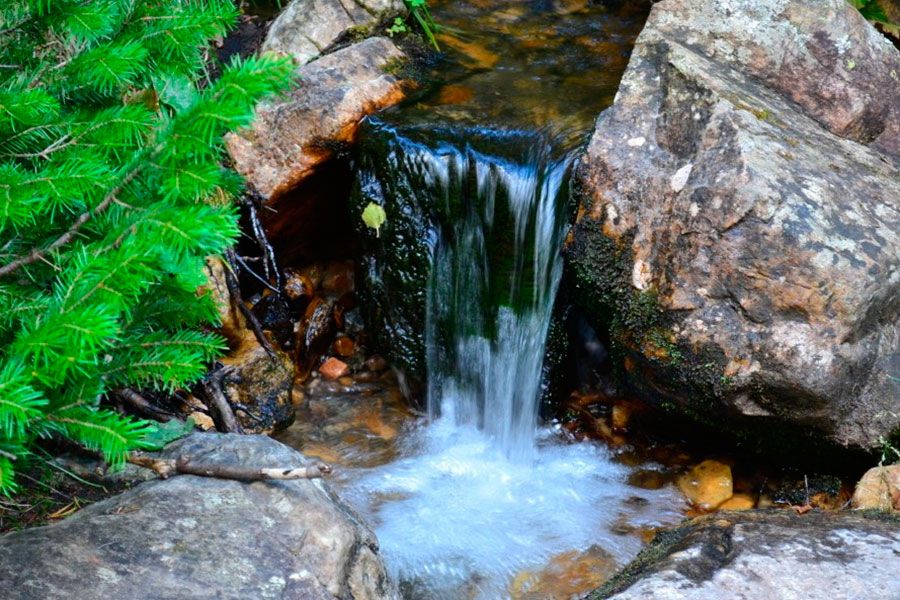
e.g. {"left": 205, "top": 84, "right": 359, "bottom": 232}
{"left": 587, "top": 521, "right": 692, "bottom": 599}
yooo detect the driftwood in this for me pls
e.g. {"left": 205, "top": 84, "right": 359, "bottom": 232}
{"left": 128, "top": 454, "right": 332, "bottom": 481}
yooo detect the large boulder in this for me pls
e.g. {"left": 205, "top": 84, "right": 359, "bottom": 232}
{"left": 227, "top": 37, "right": 408, "bottom": 200}
{"left": 592, "top": 510, "right": 900, "bottom": 600}
{"left": 0, "top": 433, "right": 398, "bottom": 600}
{"left": 263, "top": 0, "right": 405, "bottom": 67}
{"left": 568, "top": 0, "right": 900, "bottom": 450}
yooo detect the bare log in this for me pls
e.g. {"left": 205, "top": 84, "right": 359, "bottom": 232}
{"left": 128, "top": 454, "right": 332, "bottom": 481}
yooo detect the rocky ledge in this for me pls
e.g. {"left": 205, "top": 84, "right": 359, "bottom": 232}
{"left": 592, "top": 510, "right": 900, "bottom": 600}
{"left": 0, "top": 433, "right": 398, "bottom": 600}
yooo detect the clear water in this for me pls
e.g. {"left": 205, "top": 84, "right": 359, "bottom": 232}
{"left": 343, "top": 128, "right": 684, "bottom": 598}
{"left": 340, "top": 420, "right": 684, "bottom": 599}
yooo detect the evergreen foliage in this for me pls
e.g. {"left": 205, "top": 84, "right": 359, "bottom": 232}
{"left": 0, "top": 0, "right": 293, "bottom": 494}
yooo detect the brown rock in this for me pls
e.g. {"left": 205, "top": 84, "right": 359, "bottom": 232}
{"left": 611, "top": 403, "right": 630, "bottom": 431}
{"left": 202, "top": 257, "right": 245, "bottom": 348}
{"left": 333, "top": 336, "right": 355, "bottom": 357}
{"left": 227, "top": 38, "right": 408, "bottom": 200}
{"left": 283, "top": 270, "right": 314, "bottom": 301}
{"left": 570, "top": 0, "right": 900, "bottom": 450}
{"left": 852, "top": 465, "right": 900, "bottom": 511}
{"left": 296, "top": 297, "right": 335, "bottom": 368}
{"left": 677, "top": 460, "right": 734, "bottom": 510}
{"left": 320, "top": 357, "right": 350, "bottom": 380}
{"left": 322, "top": 261, "right": 355, "bottom": 295}
{"left": 366, "top": 355, "right": 389, "bottom": 372}
{"left": 188, "top": 412, "right": 215, "bottom": 431}
{"left": 220, "top": 331, "right": 296, "bottom": 434}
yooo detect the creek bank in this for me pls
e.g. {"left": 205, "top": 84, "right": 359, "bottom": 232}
{"left": 0, "top": 433, "right": 397, "bottom": 600}
{"left": 591, "top": 510, "right": 900, "bottom": 600}
{"left": 569, "top": 0, "right": 900, "bottom": 451}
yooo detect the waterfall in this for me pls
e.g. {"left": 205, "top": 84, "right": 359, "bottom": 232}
{"left": 357, "top": 121, "right": 572, "bottom": 458}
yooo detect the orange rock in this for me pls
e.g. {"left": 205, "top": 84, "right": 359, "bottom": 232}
{"left": 434, "top": 84, "right": 474, "bottom": 105}
{"left": 509, "top": 546, "right": 617, "bottom": 600}
{"left": 851, "top": 465, "right": 900, "bottom": 511}
{"left": 677, "top": 460, "right": 734, "bottom": 510}
{"left": 319, "top": 357, "right": 349, "bottom": 380}
{"left": 717, "top": 493, "right": 755, "bottom": 511}
{"left": 611, "top": 403, "right": 630, "bottom": 430}
{"left": 333, "top": 336, "right": 355, "bottom": 357}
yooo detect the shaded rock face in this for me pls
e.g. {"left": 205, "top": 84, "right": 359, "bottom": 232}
{"left": 569, "top": 0, "right": 900, "bottom": 449}
{"left": 263, "top": 0, "right": 404, "bottom": 67}
{"left": 0, "top": 434, "right": 398, "bottom": 600}
{"left": 594, "top": 511, "right": 900, "bottom": 600}
{"left": 227, "top": 36, "right": 408, "bottom": 200}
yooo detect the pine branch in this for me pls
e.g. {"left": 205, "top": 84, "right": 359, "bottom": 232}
{"left": 0, "top": 164, "right": 142, "bottom": 278}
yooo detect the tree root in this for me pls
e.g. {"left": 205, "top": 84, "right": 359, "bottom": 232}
{"left": 128, "top": 454, "right": 332, "bottom": 481}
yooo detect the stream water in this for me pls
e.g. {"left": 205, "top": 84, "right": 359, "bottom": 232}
{"left": 284, "top": 1, "right": 691, "bottom": 598}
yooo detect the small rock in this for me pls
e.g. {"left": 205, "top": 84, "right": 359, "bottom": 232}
{"left": 333, "top": 336, "right": 355, "bottom": 357}
{"left": 283, "top": 270, "right": 315, "bottom": 301}
{"left": 627, "top": 469, "right": 671, "bottom": 490}
{"left": 677, "top": 460, "right": 734, "bottom": 510}
{"left": 322, "top": 261, "right": 355, "bottom": 295}
{"left": 366, "top": 355, "right": 389, "bottom": 372}
{"left": 188, "top": 411, "right": 215, "bottom": 431}
{"left": 611, "top": 403, "right": 630, "bottom": 431}
{"left": 320, "top": 357, "right": 350, "bottom": 380}
{"left": 852, "top": 465, "right": 900, "bottom": 511}
{"left": 509, "top": 546, "right": 617, "bottom": 600}
{"left": 717, "top": 493, "right": 755, "bottom": 511}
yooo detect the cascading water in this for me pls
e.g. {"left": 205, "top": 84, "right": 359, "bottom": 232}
{"left": 338, "top": 122, "right": 684, "bottom": 599}
{"left": 422, "top": 132, "right": 570, "bottom": 460}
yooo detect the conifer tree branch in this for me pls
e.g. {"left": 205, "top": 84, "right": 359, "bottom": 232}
{"left": 0, "top": 165, "right": 142, "bottom": 278}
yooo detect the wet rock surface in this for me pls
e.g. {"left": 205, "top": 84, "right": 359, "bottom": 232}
{"left": 227, "top": 36, "right": 408, "bottom": 200}
{"left": 0, "top": 433, "right": 398, "bottom": 600}
{"left": 592, "top": 510, "right": 900, "bottom": 600}
{"left": 569, "top": 0, "right": 900, "bottom": 450}
{"left": 263, "top": 0, "right": 404, "bottom": 66}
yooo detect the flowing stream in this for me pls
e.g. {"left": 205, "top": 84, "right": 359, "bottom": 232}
{"left": 285, "top": 2, "right": 689, "bottom": 598}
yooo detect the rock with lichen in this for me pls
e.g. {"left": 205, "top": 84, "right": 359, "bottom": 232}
{"left": 569, "top": 0, "right": 900, "bottom": 450}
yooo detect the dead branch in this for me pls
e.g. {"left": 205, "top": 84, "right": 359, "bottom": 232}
{"left": 223, "top": 248, "right": 277, "bottom": 359}
{"left": 115, "top": 388, "right": 173, "bottom": 422}
{"left": 202, "top": 367, "right": 243, "bottom": 434}
{"left": 242, "top": 196, "right": 281, "bottom": 289}
{"left": 128, "top": 454, "right": 332, "bottom": 481}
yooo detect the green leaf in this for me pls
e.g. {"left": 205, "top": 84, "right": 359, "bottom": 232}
{"left": 138, "top": 417, "right": 196, "bottom": 451}
{"left": 153, "top": 73, "right": 198, "bottom": 112}
{"left": 362, "top": 202, "right": 387, "bottom": 237}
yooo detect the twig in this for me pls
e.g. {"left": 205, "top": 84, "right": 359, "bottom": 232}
{"left": 128, "top": 454, "right": 332, "bottom": 481}
{"left": 115, "top": 388, "right": 173, "bottom": 422}
{"left": 203, "top": 367, "right": 242, "bottom": 434}
{"left": 223, "top": 248, "right": 277, "bottom": 359}
{"left": 243, "top": 196, "right": 281, "bottom": 289}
